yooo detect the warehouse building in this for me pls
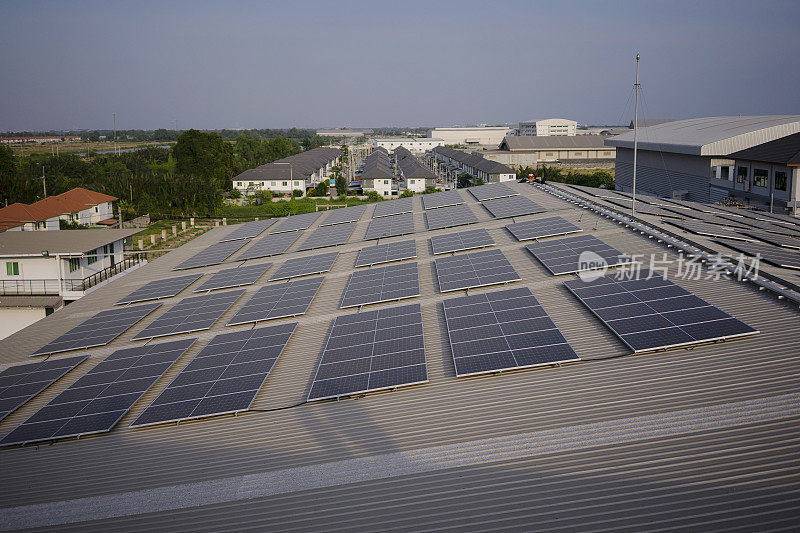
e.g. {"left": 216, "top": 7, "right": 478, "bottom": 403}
{"left": 232, "top": 147, "right": 341, "bottom": 195}
{"left": 483, "top": 135, "right": 615, "bottom": 168}
{"left": 605, "top": 115, "right": 800, "bottom": 213}
{"left": 372, "top": 138, "right": 445, "bottom": 153}
{"left": 427, "top": 126, "right": 513, "bottom": 146}
{"left": 518, "top": 118, "right": 578, "bottom": 137}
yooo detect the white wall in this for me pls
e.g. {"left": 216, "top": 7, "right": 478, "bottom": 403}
{"left": 233, "top": 180, "right": 306, "bottom": 195}
{"left": 427, "top": 128, "right": 512, "bottom": 146}
{"left": 406, "top": 178, "right": 428, "bottom": 192}
{"left": 0, "top": 307, "right": 46, "bottom": 340}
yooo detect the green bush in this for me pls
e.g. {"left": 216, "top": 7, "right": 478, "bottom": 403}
{"left": 260, "top": 189, "right": 273, "bottom": 201}
{"left": 292, "top": 189, "right": 304, "bottom": 198}
{"left": 423, "top": 186, "right": 439, "bottom": 194}
{"left": 366, "top": 191, "right": 383, "bottom": 202}
{"left": 229, "top": 188, "right": 242, "bottom": 199}
{"left": 399, "top": 189, "right": 414, "bottom": 198}
{"left": 313, "top": 181, "right": 329, "bottom": 197}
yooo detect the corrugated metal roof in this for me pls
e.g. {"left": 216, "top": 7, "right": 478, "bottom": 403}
{"left": 1, "top": 183, "right": 799, "bottom": 531}
{"left": 728, "top": 131, "right": 800, "bottom": 165}
{"left": 0, "top": 228, "right": 140, "bottom": 256}
{"left": 500, "top": 135, "right": 609, "bottom": 151}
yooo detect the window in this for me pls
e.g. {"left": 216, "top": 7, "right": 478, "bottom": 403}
{"left": 719, "top": 166, "right": 730, "bottom": 180}
{"left": 753, "top": 168, "right": 768, "bottom": 188}
{"left": 6, "top": 262, "right": 20, "bottom": 276}
{"left": 282, "top": 181, "right": 288, "bottom": 186}
{"left": 68, "top": 257, "right": 80, "bottom": 272}
{"left": 775, "top": 171, "right": 788, "bottom": 191}
{"left": 87, "top": 249, "right": 97, "bottom": 265}
{"left": 737, "top": 166, "right": 748, "bottom": 183}
{"left": 383, "top": 191, "right": 389, "bottom": 196}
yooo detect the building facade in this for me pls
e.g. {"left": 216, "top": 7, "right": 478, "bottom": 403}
{"left": 233, "top": 147, "right": 341, "bottom": 195}
{"left": 395, "top": 147, "right": 438, "bottom": 192}
{"left": 373, "top": 138, "right": 445, "bottom": 153}
{"left": 482, "top": 135, "right": 615, "bottom": 168}
{"left": 427, "top": 127, "right": 513, "bottom": 146}
{"left": 518, "top": 118, "right": 578, "bottom": 137}
{"left": 431, "top": 147, "right": 516, "bottom": 184}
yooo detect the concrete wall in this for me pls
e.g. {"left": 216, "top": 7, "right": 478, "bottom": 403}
{"left": 614, "top": 147, "right": 712, "bottom": 201}
{"left": 0, "top": 307, "right": 46, "bottom": 340}
{"left": 427, "top": 128, "right": 512, "bottom": 146}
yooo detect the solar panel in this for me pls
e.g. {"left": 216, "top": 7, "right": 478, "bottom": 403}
{"left": 364, "top": 213, "right": 415, "bottom": 240}
{"left": 482, "top": 195, "right": 546, "bottom": 219}
{"left": 468, "top": 183, "right": 518, "bottom": 201}
{"left": 115, "top": 274, "right": 202, "bottom": 305}
{"left": 340, "top": 262, "right": 419, "bottom": 308}
{"left": 268, "top": 212, "right": 321, "bottom": 234}
{"left": 193, "top": 263, "right": 272, "bottom": 292}
{"left": 524, "top": 234, "right": 632, "bottom": 276}
{"left": 600, "top": 198, "right": 682, "bottom": 218}
{"left": 434, "top": 249, "right": 521, "bottom": 292}
{"left": 226, "top": 277, "right": 323, "bottom": 325}
{"left": 564, "top": 272, "right": 758, "bottom": 353}
{"left": 268, "top": 251, "right": 338, "bottom": 281}
{"left": 663, "top": 220, "right": 756, "bottom": 241}
{"left": 235, "top": 230, "right": 301, "bottom": 260}
{"left": 130, "top": 323, "right": 296, "bottom": 427}
{"left": 0, "top": 338, "right": 195, "bottom": 447}
{"left": 354, "top": 240, "right": 417, "bottom": 268}
{"left": 319, "top": 205, "right": 367, "bottom": 226}
{"left": 31, "top": 303, "right": 162, "bottom": 356}
{"left": 713, "top": 238, "right": 800, "bottom": 270}
{"left": 430, "top": 228, "right": 495, "bottom": 255}
{"left": 505, "top": 216, "right": 583, "bottom": 241}
{"left": 424, "top": 204, "right": 479, "bottom": 230}
{"left": 738, "top": 230, "right": 800, "bottom": 250}
{"left": 308, "top": 303, "right": 428, "bottom": 401}
{"left": 0, "top": 355, "right": 88, "bottom": 422}
{"left": 443, "top": 287, "right": 580, "bottom": 377}
{"left": 218, "top": 219, "right": 276, "bottom": 242}
{"left": 372, "top": 197, "right": 414, "bottom": 218}
{"left": 295, "top": 222, "right": 355, "bottom": 251}
{"left": 132, "top": 290, "right": 244, "bottom": 340}
{"left": 172, "top": 240, "right": 248, "bottom": 270}
{"left": 422, "top": 189, "right": 464, "bottom": 210}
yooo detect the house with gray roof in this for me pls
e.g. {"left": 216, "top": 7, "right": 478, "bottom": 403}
{"left": 233, "top": 147, "right": 341, "bottom": 195}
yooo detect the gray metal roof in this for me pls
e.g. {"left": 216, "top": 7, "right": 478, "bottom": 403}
{"left": 1, "top": 183, "right": 799, "bottom": 531}
{"left": 606, "top": 115, "right": 800, "bottom": 156}
{"left": 395, "top": 147, "right": 437, "bottom": 180}
{"left": 727, "top": 131, "right": 800, "bottom": 165}
{"left": 0, "top": 228, "right": 140, "bottom": 256}
{"left": 499, "top": 135, "right": 609, "bottom": 151}
{"left": 433, "top": 146, "right": 515, "bottom": 175}
{"left": 233, "top": 147, "right": 341, "bottom": 182}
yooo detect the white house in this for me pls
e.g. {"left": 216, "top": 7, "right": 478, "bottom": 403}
{"left": 431, "top": 146, "right": 516, "bottom": 183}
{"left": 0, "top": 187, "right": 118, "bottom": 232}
{"left": 395, "top": 147, "right": 438, "bottom": 192}
{"left": 232, "top": 147, "right": 341, "bottom": 195}
{"left": 360, "top": 148, "right": 397, "bottom": 197}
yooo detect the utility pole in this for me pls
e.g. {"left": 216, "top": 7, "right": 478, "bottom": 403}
{"left": 632, "top": 52, "right": 640, "bottom": 217}
{"left": 41, "top": 166, "right": 47, "bottom": 197}
{"left": 118, "top": 204, "right": 123, "bottom": 229}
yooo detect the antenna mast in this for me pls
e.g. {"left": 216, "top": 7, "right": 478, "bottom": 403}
{"left": 632, "top": 52, "right": 640, "bottom": 216}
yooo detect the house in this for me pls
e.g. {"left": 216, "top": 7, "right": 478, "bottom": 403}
{"left": 232, "top": 147, "right": 341, "bottom": 195}
{"left": 431, "top": 146, "right": 516, "bottom": 183}
{"left": 0, "top": 187, "right": 118, "bottom": 232}
{"left": 394, "top": 147, "right": 438, "bottom": 192}
{"left": 360, "top": 147, "right": 396, "bottom": 196}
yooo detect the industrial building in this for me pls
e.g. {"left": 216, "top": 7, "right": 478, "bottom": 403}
{"left": 431, "top": 146, "right": 516, "bottom": 183}
{"left": 483, "top": 135, "right": 615, "bottom": 168}
{"left": 1, "top": 178, "right": 799, "bottom": 531}
{"left": 232, "top": 147, "right": 341, "bottom": 195}
{"left": 518, "top": 118, "right": 578, "bottom": 137}
{"left": 427, "top": 126, "right": 513, "bottom": 146}
{"left": 394, "top": 147, "right": 438, "bottom": 192}
{"left": 372, "top": 138, "right": 445, "bottom": 153}
{"left": 316, "top": 129, "right": 373, "bottom": 138}
{"left": 605, "top": 115, "right": 800, "bottom": 213}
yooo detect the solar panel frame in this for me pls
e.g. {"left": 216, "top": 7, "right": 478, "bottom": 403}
{"left": 663, "top": 220, "right": 758, "bottom": 241}
{"left": 524, "top": 234, "right": 632, "bottom": 276}
{"left": 131, "top": 290, "right": 245, "bottom": 340}
{"left": 564, "top": 272, "right": 758, "bottom": 353}
{"left": 295, "top": 222, "right": 356, "bottom": 251}
{"left": 422, "top": 189, "right": 464, "bottom": 210}
{"left": 172, "top": 240, "right": 248, "bottom": 271}
{"left": 226, "top": 277, "right": 324, "bottom": 325}
{"left": 468, "top": 183, "right": 519, "bottom": 202}
{"left": 481, "top": 195, "right": 546, "bottom": 219}
{"left": 307, "top": 303, "right": 428, "bottom": 401}
{"left": 737, "top": 230, "right": 800, "bottom": 250}
{"left": 0, "top": 355, "right": 88, "bottom": 422}
{"left": 218, "top": 219, "right": 276, "bottom": 242}
{"left": 115, "top": 274, "right": 203, "bottom": 305}
{"left": 0, "top": 338, "right": 196, "bottom": 447}
{"left": 442, "top": 287, "right": 580, "bottom": 377}
{"left": 505, "top": 216, "right": 583, "bottom": 242}
{"left": 712, "top": 238, "right": 800, "bottom": 270}
{"left": 319, "top": 205, "right": 367, "bottom": 226}
{"left": 424, "top": 204, "right": 479, "bottom": 231}
{"left": 268, "top": 252, "right": 339, "bottom": 281}
{"left": 31, "top": 303, "right": 162, "bottom": 356}
{"left": 354, "top": 240, "right": 418, "bottom": 268}
{"left": 340, "top": 262, "right": 420, "bottom": 308}
{"left": 234, "top": 230, "right": 302, "bottom": 261}
{"left": 193, "top": 263, "right": 272, "bottom": 292}
{"left": 372, "top": 197, "right": 414, "bottom": 218}
{"left": 268, "top": 212, "right": 321, "bottom": 234}
{"left": 364, "top": 213, "right": 415, "bottom": 240}
{"left": 434, "top": 249, "right": 521, "bottom": 292}
{"left": 130, "top": 323, "right": 296, "bottom": 427}
{"left": 429, "top": 228, "right": 496, "bottom": 255}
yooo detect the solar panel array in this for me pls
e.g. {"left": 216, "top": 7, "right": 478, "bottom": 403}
{"left": 226, "top": 277, "right": 324, "bottom": 325}
{"left": 429, "top": 228, "right": 495, "bottom": 255}
{"left": 308, "top": 303, "right": 428, "bottom": 401}
{"left": 713, "top": 238, "right": 800, "bottom": 270}
{"left": 525, "top": 234, "right": 631, "bottom": 275}
{"left": 0, "top": 339, "right": 195, "bottom": 446}
{"left": 482, "top": 195, "right": 547, "bottom": 219}
{"left": 116, "top": 274, "right": 202, "bottom": 305}
{"left": 422, "top": 189, "right": 463, "bottom": 210}
{"left": 268, "top": 212, "right": 320, "bottom": 234}
{"left": 193, "top": 263, "right": 272, "bottom": 292}
{"left": 218, "top": 219, "right": 276, "bottom": 242}
{"left": 320, "top": 205, "right": 367, "bottom": 226}
{"left": 664, "top": 220, "right": 756, "bottom": 241}
{"left": 443, "top": 287, "right": 579, "bottom": 377}
{"left": 372, "top": 197, "right": 414, "bottom": 218}
{"left": 295, "top": 222, "right": 355, "bottom": 251}
{"left": 435, "top": 249, "right": 521, "bottom": 292}
{"left": 132, "top": 290, "right": 244, "bottom": 340}
{"left": 354, "top": 240, "right": 417, "bottom": 268}
{"left": 424, "top": 204, "right": 478, "bottom": 230}
{"left": 739, "top": 230, "right": 800, "bottom": 250}
{"left": 364, "top": 213, "right": 415, "bottom": 240}
{"left": 235, "top": 231, "right": 301, "bottom": 261}
{"left": 32, "top": 303, "right": 162, "bottom": 356}
{"left": 268, "top": 252, "right": 338, "bottom": 281}
{"left": 468, "top": 183, "right": 518, "bottom": 202}
{"left": 0, "top": 355, "right": 88, "bottom": 422}
{"left": 172, "top": 240, "right": 248, "bottom": 270}
{"left": 505, "top": 216, "right": 583, "bottom": 241}
{"left": 340, "top": 262, "right": 419, "bottom": 308}
{"left": 131, "top": 323, "right": 296, "bottom": 427}
{"left": 564, "top": 273, "right": 758, "bottom": 353}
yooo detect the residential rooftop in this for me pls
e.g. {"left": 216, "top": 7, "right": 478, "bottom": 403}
{"left": 0, "top": 228, "right": 140, "bottom": 256}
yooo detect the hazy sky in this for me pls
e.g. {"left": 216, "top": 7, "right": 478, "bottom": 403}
{"left": 1, "top": 0, "right": 798, "bottom": 131}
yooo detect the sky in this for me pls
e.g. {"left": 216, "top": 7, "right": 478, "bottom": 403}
{"left": 1, "top": 0, "right": 799, "bottom": 131}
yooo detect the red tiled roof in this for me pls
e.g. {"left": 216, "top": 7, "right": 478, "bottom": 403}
{"left": 0, "top": 188, "right": 117, "bottom": 231}
{"left": 0, "top": 203, "right": 55, "bottom": 231}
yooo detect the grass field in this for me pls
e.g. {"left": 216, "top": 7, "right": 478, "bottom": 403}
{"left": 9, "top": 141, "right": 174, "bottom": 157}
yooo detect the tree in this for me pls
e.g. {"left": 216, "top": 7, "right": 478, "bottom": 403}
{"left": 173, "top": 129, "right": 234, "bottom": 190}
{"left": 335, "top": 175, "right": 347, "bottom": 197}
{"left": 0, "top": 145, "right": 16, "bottom": 202}
{"left": 313, "top": 181, "right": 329, "bottom": 197}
